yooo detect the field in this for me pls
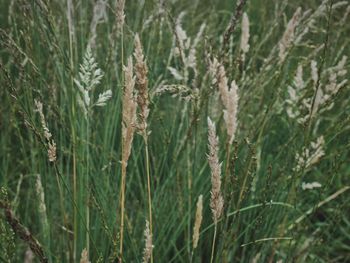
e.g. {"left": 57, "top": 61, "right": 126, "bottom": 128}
{"left": 1, "top": 0, "right": 350, "bottom": 262}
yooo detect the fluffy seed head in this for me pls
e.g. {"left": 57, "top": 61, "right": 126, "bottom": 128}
{"left": 115, "top": 0, "right": 125, "bottom": 31}
{"left": 240, "top": 12, "right": 250, "bottom": 54}
{"left": 142, "top": 220, "right": 153, "bottom": 263}
{"left": 80, "top": 248, "right": 90, "bottom": 263}
{"left": 34, "top": 100, "right": 57, "bottom": 162}
{"left": 122, "top": 57, "right": 137, "bottom": 166}
{"left": 279, "top": 7, "right": 302, "bottom": 63}
{"left": 207, "top": 117, "right": 224, "bottom": 224}
{"left": 295, "top": 136, "right": 325, "bottom": 172}
{"left": 192, "top": 194, "right": 203, "bottom": 249}
{"left": 134, "top": 34, "right": 150, "bottom": 137}
{"left": 216, "top": 65, "right": 239, "bottom": 144}
{"left": 311, "top": 60, "right": 318, "bottom": 85}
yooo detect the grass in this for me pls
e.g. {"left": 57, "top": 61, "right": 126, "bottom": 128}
{"left": 1, "top": 0, "right": 350, "bottom": 262}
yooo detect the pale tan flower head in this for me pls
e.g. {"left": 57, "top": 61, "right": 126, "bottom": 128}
{"left": 122, "top": 57, "right": 137, "bottom": 166}
{"left": 142, "top": 220, "right": 153, "bottom": 263}
{"left": 207, "top": 117, "right": 224, "bottom": 224}
{"left": 134, "top": 34, "right": 150, "bottom": 137}
{"left": 279, "top": 7, "right": 302, "bottom": 63}
{"left": 192, "top": 194, "right": 203, "bottom": 249}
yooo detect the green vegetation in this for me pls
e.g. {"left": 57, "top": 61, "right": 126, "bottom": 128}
{"left": 0, "top": 0, "right": 349, "bottom": 262}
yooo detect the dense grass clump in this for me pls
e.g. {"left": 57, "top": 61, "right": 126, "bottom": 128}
{"left": 1, "top": 0, "right": 350, "bottom": 262}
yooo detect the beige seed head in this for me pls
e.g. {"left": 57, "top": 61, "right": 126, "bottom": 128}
{"left": 34, "top": 99, "right": 56, "bottom": 162}
{"left": 279, "top": 7, "right": 302, "bottom": 63}
{"left": 134, "top": 34, "right": 150, "bottom": 137}
{"left": 207, "top": 117, "right": 224, "bottom": 224}
{"left": 122, "top": 57, "right": 137, "bottom": 166}
{"left": 80, "top": 248, "right": 90, "bottom": 263}
{"left": 240, "top": 12, "right": 250, "bottom": 54}
{"left": 192, "top": 194, "right": 203, "bottom": 249}
{"left": 311, "top": 60, "right": 318, "bottom": 85}
{"left": 216, "top": 65, "right": 239, "bottom": 144}
{"left": 142, "top": 220, "right": 153, "bottom": 263}
{"left": 115, "top": 0, "right": 125, "bottom": 31}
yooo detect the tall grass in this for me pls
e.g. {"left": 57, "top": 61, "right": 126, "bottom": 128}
{"left": 1, "top": 0, "right": 350, "bottom": 262}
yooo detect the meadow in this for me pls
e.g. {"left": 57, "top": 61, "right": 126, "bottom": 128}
{"left": 0, "top": 0, "right": 350, "bottom": 262}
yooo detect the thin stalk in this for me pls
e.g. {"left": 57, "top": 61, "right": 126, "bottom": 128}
{"left": 118, "top": 19, "right": 125, "bottom": 263}
{"left": 145, "top": 139, "right": 153, "bottom": 263}
{"left": 66, "top": 0, "right": 77, "bottom": 258}
{"left": 210, "top": 224, "right": 218, "bottom": 263}
{"left": 119, "top": 161, "right": 126, "bottom": 262}
{"left": 187, "top": 139, "right": 191, "bottom": 259}
{"left": 223, "top": 141, "right": 231, "bottom": 197}
{"left": 189, "top": 108, "right": 197, "bottom": 260}
{"left": 86, "top": 114, "right": 90, "bottom": 254}
{"left": 72, "top": 136, "right": 77, "bottom": 261}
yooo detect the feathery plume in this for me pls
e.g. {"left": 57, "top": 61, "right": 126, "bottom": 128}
{"left": 302, "top": 182, "right": 322, "bottom": 190}
{"left": 134, "top": 34, "right": 150, "bottom": 137}
{"left": 207, "top": 118, "right": 224, "bottom": 224}
{"left": 95, "top": 90, "right": 113, "bottom": 107}
{"left": 279, "top": 7, "right": 302, "bottom": 63}
{"left": 295, "top": 64, "right": 304, "bottom": 89}
{"left": 311, "top": 60, "right": 318, "bottom": 85}
{"left": 47, "top": 141, "right": 57, "bottom": 163}
{"left": 240, "top": 12, "right": 250, "bottom": 58}
{"left": 208, "top": 57, "right": 220, "bottom": 85}
{"left": 294, "top": 136, "right": 325, "bottom": 172}
{"left": 122, "top": 57, "right": 137, "bottom": 166}
{"left": 216, "top": 65, "right": 239, "bottom": 144}
{"left": 74, "top": 46, "right": 112, "bottom": 116}
{"left": 224, "top": 81, "right": 239, "bottom": 145}
{"left": 310, "top": 60, "right": 322, "bottom": 119}
{"left": 286, "top": 64, "right": 304, "bottom": 119}
{"left": 34, "top": 100, "right": 57, "bottom": 162}
{"left": 80, "top": 248, "right": 90, "bottom": 263}
{"left": 170, "top": 13, "right": 205, "bottom": 81}
{"left": 142, "top": 220, "right": 153, "bottom": 263}
{"left": 192, "top": 195, "right": 203, "bottom": 249}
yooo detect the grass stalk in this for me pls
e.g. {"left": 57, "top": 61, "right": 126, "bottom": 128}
{"left": 119, "top": 160, "right": 126, "bottom": 262}
{"left": 86, "top": 114, "right": 90, "bottom": 254}
{"left": 144, "top": 139, "right": 153, "bottom": 263}
{"left": 210, "top": 224, "right": 218, "bottom": 263}
{"left": 118, "top": 15, "right": 125, "bottom": 262}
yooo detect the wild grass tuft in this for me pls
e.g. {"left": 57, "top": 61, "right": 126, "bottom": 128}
{"left": 0, "top": 0, "right": 350, "bottom": 262}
